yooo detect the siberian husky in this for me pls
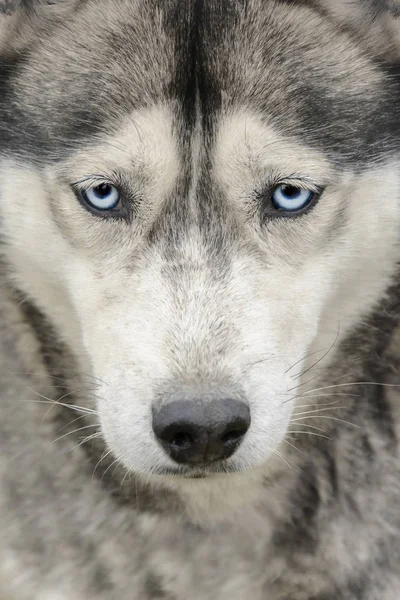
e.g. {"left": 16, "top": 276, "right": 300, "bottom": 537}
{"left": 1, "top": 0, "right": 400, "bottom": 598}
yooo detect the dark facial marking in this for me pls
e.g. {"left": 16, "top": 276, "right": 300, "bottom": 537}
{"left": 145, "top": 574, "right": 175, "bottom": 599}
{"left": 1, "top": 0, "right": 399, "bottom": 171}
{"left": 0, "top": 0, "right": 20, "bottom": 15}
{"left": 273, "top": 463, "right": 321, "bottom": 554}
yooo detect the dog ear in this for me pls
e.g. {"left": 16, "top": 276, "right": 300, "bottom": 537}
{"left": 317, "top": 0, "right": 400, "bottom": 60}
{"left": 0, "top": 0, "right": 79, "bottom": 54}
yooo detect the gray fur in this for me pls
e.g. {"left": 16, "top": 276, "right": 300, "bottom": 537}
{"left": 1, "top": 1, "right": 400, "bottom": 598}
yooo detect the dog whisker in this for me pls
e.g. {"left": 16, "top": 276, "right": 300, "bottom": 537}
{"left": 282, "top": 438, "right": 304, "bottom": 455}
{"left": 271, "top": 447, "right": 300, "bottom": 471}
{"left": 286, "top": 422, "right": 327, "bottom": 433}
{"left": 284, "top": 371, "right": 359, "bottom": 401}
{"left": 287, "top": 430, "right": 332, "bottom": 440}
{"left": 53, "top": 424, "right": 101, "bottom": 444}
{"left": 291, "top": 416, "right": 360, "bottom": 429}
{"left": 26, "top": 389, "right": 97, "bottom": 414}
{"left": 291, "top": 406, "right": 345, "bottom": 417}
{"left": 292, "top": 322, "right": 341, "bottom": 381}
{"left": 92, "top": 449, "right": 113, "bottom": 478}
{"left": 302, "top": 381, "right": 400, "bottom": 395}
{"left": 67, "top": 432, "right": 103, "bottom": 453}
{"left": 100, "top": 457, "right": 123, "bottom": 483}
{"left": 28, "top": 398, "right": 96, "bottom": 415}
{"left": 59, "top": 413, "right": 93, "bottom": 432}
{"left": 285, "top": 346, "right": 331, "bottom": 374}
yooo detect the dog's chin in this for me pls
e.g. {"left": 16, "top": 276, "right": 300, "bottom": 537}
{"left": 142, "top": 466, "right": 268, "bottom": 522}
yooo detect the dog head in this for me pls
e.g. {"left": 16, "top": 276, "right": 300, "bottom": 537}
{"left": 1, "top": 0, "right": 400, "bottom": 515}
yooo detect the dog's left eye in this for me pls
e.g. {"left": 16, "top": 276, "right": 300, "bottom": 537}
{"left": 271, "top": 184, "right": 315, "bottom": 213}
{"left": 81, "top": 183, "right": 121, "bottom": 212}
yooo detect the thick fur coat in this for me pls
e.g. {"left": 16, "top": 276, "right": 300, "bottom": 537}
{"left": 1, "top": 1, "right": 400, "bottom": 598}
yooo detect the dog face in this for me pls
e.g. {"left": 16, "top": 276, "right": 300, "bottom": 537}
{"left": 1, "top": 0, "right": 400, "bottom": 509}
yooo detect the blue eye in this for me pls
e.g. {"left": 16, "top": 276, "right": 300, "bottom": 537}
{"left": 81, "top": 183, "right": 121, "bottom": 211}
{"left": 272, "top": 184, "right": 315, "bottom": 213}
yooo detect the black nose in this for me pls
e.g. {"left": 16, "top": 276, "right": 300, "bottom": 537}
{"left": 152, "top": 398, "right": 250, "bottom": 465}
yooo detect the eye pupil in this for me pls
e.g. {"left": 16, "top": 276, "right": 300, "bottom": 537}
{"left": 95, "top": 183, "right": 112, "bottom": 198}
{"left": 281, "top": 185, "right": 300, "bottom": 199}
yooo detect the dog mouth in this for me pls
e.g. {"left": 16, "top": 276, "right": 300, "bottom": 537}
{"left": 150, "top": 463, "right": 241, "bottom": 479}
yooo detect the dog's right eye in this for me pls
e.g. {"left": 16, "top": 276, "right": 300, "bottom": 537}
{"left": 271, "top": 184, "right": 317, "bottom": 213}
{"left": 80, "top": 183, "right": 121, "bottom": 212}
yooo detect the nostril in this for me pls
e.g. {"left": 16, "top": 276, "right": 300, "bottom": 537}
{"left": 170, "top": 431, "right": 193, "bottom": 450}
{"left": 221, "top": 416, "right": 249, "bottom": 447}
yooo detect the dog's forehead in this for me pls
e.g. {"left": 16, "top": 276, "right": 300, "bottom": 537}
{"left": 1, "top": 0, "right": 398, "bottom": 164}
{"left": 197, "top": 0, "right": 398, "bottom": 164}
